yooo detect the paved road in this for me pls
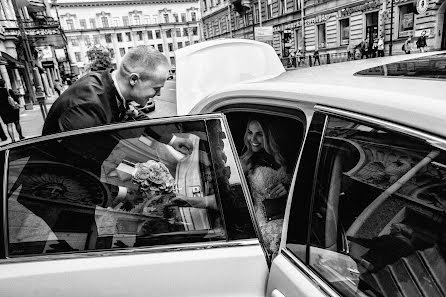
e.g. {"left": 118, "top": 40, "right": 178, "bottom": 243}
{"left": 0, "top": 79, "right": 177, "bottom": 146}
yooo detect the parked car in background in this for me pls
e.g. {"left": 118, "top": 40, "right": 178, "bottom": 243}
{"left": 0, "top": 39, "right": 445, "bottom": 297}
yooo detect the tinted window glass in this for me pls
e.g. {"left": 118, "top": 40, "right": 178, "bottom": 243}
{"left": 286, "top": 112, "right": 326, "bottom": 262}
{"left": 308, "top": 116, "right": 446, "bottom": 297}
{"left": 226, "top": 111, "right": 305, "bottom": 258}
{"left": 7, "top": 119, "right": 253, "bottom": 257}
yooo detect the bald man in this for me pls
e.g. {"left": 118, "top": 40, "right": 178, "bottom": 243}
{"left": 42, "top": 45, "right": 190, "bottom": 154}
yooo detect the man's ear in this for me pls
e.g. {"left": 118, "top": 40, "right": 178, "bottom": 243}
{"left": 129, "top": 73, "right": 140, "bottom": 87}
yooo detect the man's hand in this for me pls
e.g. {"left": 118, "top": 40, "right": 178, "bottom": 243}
{"left": 171, "top": 136, "right": 193, "bottom": 155}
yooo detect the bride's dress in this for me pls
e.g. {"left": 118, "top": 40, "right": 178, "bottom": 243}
{"left": 248, "top": 166, "right": 291, "bottom": 256}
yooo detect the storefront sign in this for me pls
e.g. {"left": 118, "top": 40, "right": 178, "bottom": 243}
{"left": 255, "top": 26, "right": 273, "bottom": 44}
{"left": 273, "top": 20, "right": 301, "bottom": 33}
{"left": 36, "top": 46, "right": 53, "bottom": 60}
{"left": 305, "top": 14, "right": 332, "bottom": 26}
{"left": 339, "top": 0, "right": 381, "bottom": 17}
{"left": 4, "top": 28, "right": 61, "bottom": 37}
{"left": 416, "top": 0, "right": 429, "bottom": 14}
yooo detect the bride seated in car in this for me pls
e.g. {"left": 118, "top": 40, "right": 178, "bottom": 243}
{"left": 239, "top": 117, "right": 292, "bottom": 258}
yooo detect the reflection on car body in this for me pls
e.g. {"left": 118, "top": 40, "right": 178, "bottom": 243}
{"left": 0, "top": 39, "right": 445, "bottom": 297}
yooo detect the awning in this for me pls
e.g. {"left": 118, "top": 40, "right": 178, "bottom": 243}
{"left": 0, "top": 52, "right": 24, "bottom": 69}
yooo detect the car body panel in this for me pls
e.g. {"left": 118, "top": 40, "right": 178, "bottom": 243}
{"left": 0, "top": 114, "right": 269, "bottom": 296}
{"left": 0, "top": 242, "right": 268, "bottom": 297}
{"left": 175, "top": 39, "right": 285, "bottom": 115}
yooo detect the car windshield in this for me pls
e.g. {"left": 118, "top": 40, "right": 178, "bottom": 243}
{"left": 355, "top": 53, "right": 446, "bottom": 80}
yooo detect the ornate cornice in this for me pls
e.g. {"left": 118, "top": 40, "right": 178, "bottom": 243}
{"left": 59, "top": 0, "right": 198, "bottom": 7}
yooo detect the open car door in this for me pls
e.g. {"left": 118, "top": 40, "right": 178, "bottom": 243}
{"left": 0, "top": 114, "right": 269, "bottom": 297}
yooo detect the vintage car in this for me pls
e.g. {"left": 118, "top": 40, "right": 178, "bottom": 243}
{"left": 0, "top": 39, "right": 445, "bottom": 297}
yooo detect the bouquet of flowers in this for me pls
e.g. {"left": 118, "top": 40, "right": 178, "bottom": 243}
{"left": 132, "top": 160, "right": 176, "bottom": 195}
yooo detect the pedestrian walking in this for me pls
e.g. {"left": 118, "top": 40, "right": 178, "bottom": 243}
{"left": 313, "top": 49, "right": 320, "bottom": 66}
{"left": 371, "top": 38, "right": 378, "bottom": 58}
{"left": 416, "top": 30, "right": 427, "bottom": 53}
{"left": 53, "top": 79, "right": 63, "bottom": 96}
{"left": 42, "top": 45, "right": 192, "bottom": 154}
{"left": 377, "top": 36, "right": 385, "bottom": 57}
{"left": 0, "top": 79, "right": 25, "bottom": 142}
{"left": 360, "top": 39, "right": 369, "bottom": 59}
{"left": 296, "top": 49, "right": 303, "bottom": 66}
{"left": 403, "top": 36, "right": 412, "bottom": 54}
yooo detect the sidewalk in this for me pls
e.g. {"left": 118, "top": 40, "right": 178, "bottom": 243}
{"left": 0, "top": 95, "right": 56, "bottom": 146}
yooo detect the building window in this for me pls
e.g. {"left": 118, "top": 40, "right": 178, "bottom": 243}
{"left": 105, "top": 34, "right": 112, "bottom": 43}
{"left": 84, "top": 36, "right": 91, "bottom": 47}
{"left": 168, "top": 43, "right": 173, "bottom": 51}
{"left": 135, "top": 31, "right": 142, "bottom": 40}
{"left": 339, "top": 18, "right": 350, "bottom": 45}
{"left": 155, "top": 30, "right": 161, "bottom": 38}
{"left": 69, "top": 37, "right": 77, "bottom": 46}
{"left": 133, "top": 15, "right": 141, "bottom": 25}
{"left": 317, "top": 23, "right": 326, "bottom": 48}
{"left": 185, "top": 41, "right": 190, "bottom": 46}
{"left": 166, "top": 29, "right": 172, "bottom": 38}
{"left": 117, "top": 33, "right": 123, "bottom": 42}
{"left": 119, "top": 48, "right": 126, "bottom": 57}
{"left": 153, "top": 16, "right": 158, "bottom": 24}
{"left": 192, "top": 27, "right": 198, "bottom": 36}
{"left": 79, "top": 19, "right": 86, "bottom": 29}
{"left": 66, "top": 19, "right": 74, "bottom": 30}
{"left": 173, "top": 13, "right": 179, "bottom": 22}
{"left": 181, "top": 13, "right": 186, "bottom": 22}
{"left": 191, "top": 12, "right": 197, "bottom": 22}
{"left": 101, "top": 16, "right": 109, "bottom": 28}
{"left": 280, "top": 0, "right": 286, "bottom": 15}
{"left": 93, "top": 35, "right": 100, "bottom": 44}
{"left": 123, "top": 16, "right": 129, "bottom": 26}
{"left": 170, "top": 57, "right": 175, "bottom": 65}
{"left": 157, "top": 44, "right": 163, "bottom": 52}
{"left": 164, "top": 14, "right": 169, "bottom": 23}
{"left": 126, "top": 32, "right": 132, "bottom": 41}
{"left": 176, "top": 29, "right": 181, "bottom": 37}
{"left": 399, "top": 4, "right": 414, "bottom": 38}
{"left": 89, "top": 18, "right": 96, "bottom": 29}
{"left": 113, "top": 18, "right": 119, "bottom": 27}
{"left": 267, "top": 0, "right": 273, "bottom": 19}
{"left": 144, "top": 18, "right": 149, "bottom": 25}
{"left": 177, "top": 42, "right": 183, "bottom": 48}
{"left": 147, "top": 30, "right": 153, "bottom": 39}
{"left": 203, "top": 0, "right": 207, "bottom": 11}
{"left": 183, "top": 28, "right": 189, "bottom": 36}
{"left": 74, "top": 52, "right": 81, "bottom": 62}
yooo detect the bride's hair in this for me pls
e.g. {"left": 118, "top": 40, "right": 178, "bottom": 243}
{"left": 240, "top": 117, "right": 285, "bottom": 173}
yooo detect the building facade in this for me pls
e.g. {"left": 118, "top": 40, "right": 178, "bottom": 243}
{"left": 53, "top": 0, "right": 202, "bottom": 74}
{"left": 1, "top": 0, "right": 67, "bottom": 107}
{"left": 202, "top": 0, "right": 446, "bottom": 58}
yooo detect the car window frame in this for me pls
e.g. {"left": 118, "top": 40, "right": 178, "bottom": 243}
{"left": 0, "top": 113, "right": 262, "bottom": 263}
{"left": 216, "top": 103, "right": 308, "bottom": 263}
{"left": 284, "top": 105, "right": 446, "bottom": 297}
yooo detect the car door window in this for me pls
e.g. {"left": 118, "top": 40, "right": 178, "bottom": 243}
{"left": 6, "top": 118, "right": 255, "bottom": 257}
{"left": 225, "top": 110, "right": 305, "bottom": 259}
{"left": 307, "top": 116, "right": 446, "bottom": 297}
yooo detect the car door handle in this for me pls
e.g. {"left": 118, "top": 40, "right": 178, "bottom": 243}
{"left": 271, "top": 289, "right": 286, "bottom": 297}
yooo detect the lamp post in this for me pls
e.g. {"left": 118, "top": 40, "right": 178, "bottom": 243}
{"left": 389, "top": 0, "right": 394, "bottom": 56}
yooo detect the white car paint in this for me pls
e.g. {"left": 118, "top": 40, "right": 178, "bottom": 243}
{"left": 175, "top": 39, "right": 285, "bottom": 115}
{"left": 0, "top": 242, "right": 268, "bottom": 297}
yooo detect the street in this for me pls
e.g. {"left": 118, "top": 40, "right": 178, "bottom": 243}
{"left": 0, "top": 79, "right": 177, "bottom": 145}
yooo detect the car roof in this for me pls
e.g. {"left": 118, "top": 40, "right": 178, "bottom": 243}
{"left": 193, "top": 51, "right": 446, "bottom": 140}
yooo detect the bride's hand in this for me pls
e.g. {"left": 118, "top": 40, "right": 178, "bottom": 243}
{"left": 266, "top": 183, "right": 288, "bottom": 199}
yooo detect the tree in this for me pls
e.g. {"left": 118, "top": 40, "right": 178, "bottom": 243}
{"left": 86, "top": 47, "right": 112, "bottom": 71}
